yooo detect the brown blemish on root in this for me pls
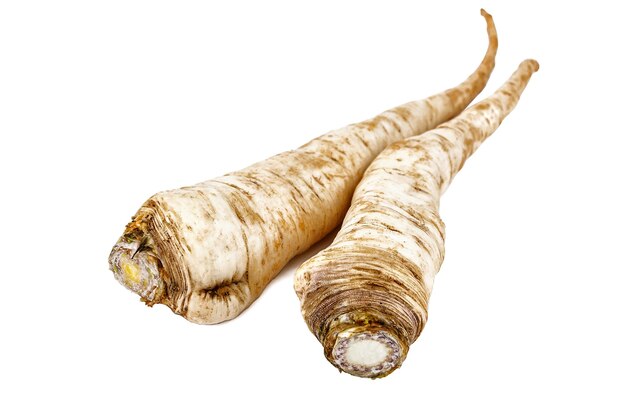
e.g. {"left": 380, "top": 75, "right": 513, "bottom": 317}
{"left": 295, "top": 57, "right": 539, "bottom": 378}
{"left": 111, "top": 9, "right": 503, "bottom": 328}
{"left": 199, "top": 278, "right": 247, "bottom": 299}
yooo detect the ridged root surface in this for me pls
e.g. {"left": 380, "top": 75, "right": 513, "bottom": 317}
{"left": 295, "top": 59, "right": 539, "bottom": 378}
{"left": 109, "top": 10, "right": 498, "bottom": 324}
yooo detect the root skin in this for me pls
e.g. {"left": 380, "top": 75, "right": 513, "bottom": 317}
{"left": 109, "top": 10, "right": 499, "bottom": 324}
{"left": 295, "top": 59, "right": 539, "bottom": 377}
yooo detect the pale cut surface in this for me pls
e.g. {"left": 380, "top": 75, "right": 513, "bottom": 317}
{"left": 332, "top": 330, "right": 402, "bottom": 377}
{"left": 344, "top": 339, "right": 389, "bottom": 367}
{"left": 295, "top": 59, "right": 539, "bottom": 378}
{"left": 109, "top": 10, "right": 498, "bottom": 324}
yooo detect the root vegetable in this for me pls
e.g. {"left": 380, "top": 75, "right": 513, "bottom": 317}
{"left": 294, "top": 59, "right": 539, "bottom": 378}
{"left": 108, "top": 10, "right": 498, "bottom": 324}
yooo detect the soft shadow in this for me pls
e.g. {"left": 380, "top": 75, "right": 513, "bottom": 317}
{"left": 269, "top": 227, "right": 340, "bottom": 285}
{"left": 234, "top": 227, "right": 340, "bottom": 322}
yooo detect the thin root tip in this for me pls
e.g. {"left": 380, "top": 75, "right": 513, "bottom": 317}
{"left": 522, "top": 59, "right": 540, "bottom": 72}
{"left": 480, "top": 8, "right": 497, "bottom": 43}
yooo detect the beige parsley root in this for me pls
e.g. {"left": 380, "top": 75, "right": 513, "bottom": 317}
{"left": 109, "top": 10, "right": 498, "bottom": 324}
{"left": 294, "top": 59, "right": 539, "bottom": 378}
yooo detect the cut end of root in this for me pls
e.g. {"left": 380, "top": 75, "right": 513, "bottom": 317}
{"left": 332, "top": 328, "right": 403, "bottom": 378}
{"left": 109, "top": 236, "right": 165, "bottom": 304}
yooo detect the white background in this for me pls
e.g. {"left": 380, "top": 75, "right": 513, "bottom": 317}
{"left": 1, "top": 1, "right": 624, "bottom": 415}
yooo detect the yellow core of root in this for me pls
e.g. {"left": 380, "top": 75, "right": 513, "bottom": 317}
{"left": 121, "top": 255, "right": 142, "bottom": 286}
{"left": 344, "top": 339, "right": 391, "bottom": 368}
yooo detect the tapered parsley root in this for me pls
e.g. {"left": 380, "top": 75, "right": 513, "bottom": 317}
{"left": 109, "top": 10, "right": 498, "bottom": 324}
{"left": 294, "top": 59, "right": 539, "bottom": 378}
